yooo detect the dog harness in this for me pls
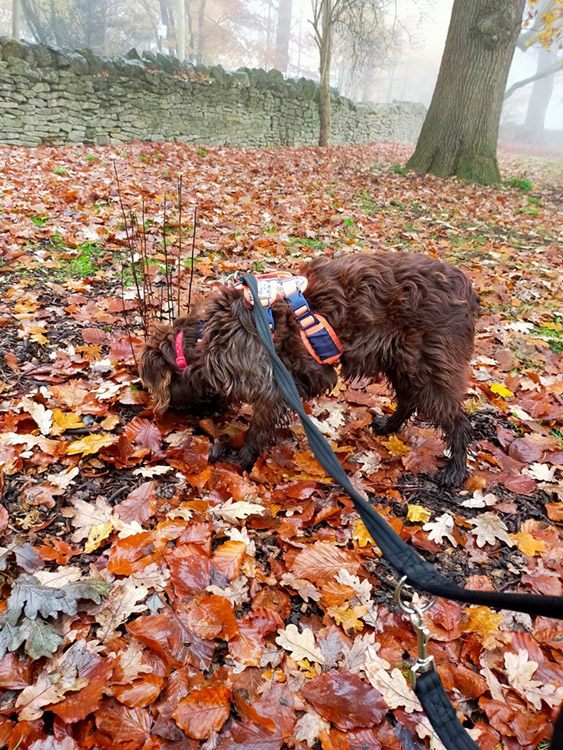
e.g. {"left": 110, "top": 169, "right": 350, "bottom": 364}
{"left": 237, "top": 272, "right": 342, "bottom": 365}
{"left": 174, "top": 273, "right": 342, "bottom": 370}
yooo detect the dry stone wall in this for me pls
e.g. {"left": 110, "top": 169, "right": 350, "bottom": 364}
{"left": 0, "top": 39, "right": 426, "bottom": 148}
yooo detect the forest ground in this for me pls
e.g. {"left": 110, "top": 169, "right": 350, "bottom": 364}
{"left": 0, "top": 141, "right": 562, "bottom": 750}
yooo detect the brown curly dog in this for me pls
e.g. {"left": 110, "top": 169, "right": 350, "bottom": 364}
{"left": 139, "top": 251, "right": 479, "bottom": 487}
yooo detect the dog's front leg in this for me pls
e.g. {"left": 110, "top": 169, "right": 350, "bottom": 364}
{"left": 209, "top": 398, "right": 287, "bottom": 470}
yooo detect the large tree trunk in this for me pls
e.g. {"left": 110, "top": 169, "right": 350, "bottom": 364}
{"left": 523, "top": 46, "right": 557, "bottom": 143}
{"left": 407, "top": 0, "right": 525, "bottom": 184}
{"left": 275, "top": 0, "right": 292, "bottom": 73}
{"left": 318, "top": 0, "right": 332, "bottom": 147}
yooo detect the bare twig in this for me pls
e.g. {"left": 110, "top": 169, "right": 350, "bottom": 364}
{"left": 188, "top": 205, "right": 198, "bottom": 313}
{"left": 113, "top": 161, "right": 147, "bottom": 331}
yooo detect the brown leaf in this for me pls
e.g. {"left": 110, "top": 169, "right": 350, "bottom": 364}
{"left": 300, "top": 670, "right": 387, "bottom": 730}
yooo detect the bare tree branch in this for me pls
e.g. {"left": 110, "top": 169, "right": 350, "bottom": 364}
{"left": 504, "top": 58, "right": 562, "bottom": 98}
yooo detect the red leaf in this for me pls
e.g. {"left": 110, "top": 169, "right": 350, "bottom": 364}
{"left": 185, "top": 593, "right": 238, "bottom": 640}
{"left": 0, "top": 504, "right": 8, "bottom": 532}
{"left": 94, "top": 699, "right": 152, "bottom": 747}
{"left": 107, "top": 531, "right": 157, "bottom": 575}
{"left": 37, "top": 538, "right": 80, "bottom": 565}
{"left": 50, "top": 659, "right": 114, "bottom": 723}
{"left": 229, "top": 608, "right": 284, "bottom": 665}
{"left": 212, "top": 540, "right": 246, "bottom": 580}
{"left": 115, "top": 482, "right": 157, "bottom": 525}
{"left": 113, "top": 674, "right": 164, "bottom": 708}
{"left": 508, "top": 437, "right": 543, "bottom": 463}
{"left": 292, "top": 542, "right": 360, "bottom": 584}
{"left": 172, "top": 685, "right": 231, "bottom": 740}
{"left": 168, "top": 543, "right": 211, "bottom": 597}
{"left": 300, "top": 670, "right": 386, "bottom": 730}
{"left": 0, "top": 653, "right": 32, "bottom": 689}
{"left": 123, "top": 418, "right": 163, "bottom": 456}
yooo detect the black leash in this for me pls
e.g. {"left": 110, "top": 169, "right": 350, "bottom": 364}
{"left": 241, "top": 273, "right": 563, "bottom": 749}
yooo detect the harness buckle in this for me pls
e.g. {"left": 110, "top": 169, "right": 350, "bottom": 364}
{"left": 394, "top": 576, "right": 437, "bottom": 689}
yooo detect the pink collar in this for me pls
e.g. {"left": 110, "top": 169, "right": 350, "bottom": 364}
{"left": 175, "top": 331, "right": 188, "bottom": 371}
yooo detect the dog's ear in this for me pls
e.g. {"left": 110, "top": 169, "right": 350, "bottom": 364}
{"left": 139, "top": 346, "right": 172, "bottom": 415}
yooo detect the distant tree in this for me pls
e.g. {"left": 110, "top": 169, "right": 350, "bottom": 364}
{"left": 503, "top": 1, "right": 563, "bottom": 142}
{"left": 311, "top": 0, "right": 393, "bottom": 146}
{"left": 12, "top": 0, "right": 20, "bottom": 38}
{"left": 275, "top": 0, "right": 292, "bottom": 72}
{"left": 407, "top": 0, "right": 525, "bottom": 185}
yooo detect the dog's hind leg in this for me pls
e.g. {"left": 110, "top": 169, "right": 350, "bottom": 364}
{"left": 435, "top": 409, "right": 472, "bottom": 488}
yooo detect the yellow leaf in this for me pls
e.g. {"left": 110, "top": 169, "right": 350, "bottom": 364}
{"left": 76, "top": 344, "right": 103, "bottom": 362}
{"left": 352, "top": 519, "right": 373, "bottom": 547}
{"left": 510, "top": 532, "right": 545, "bottom": 557}
{"left": 462, "top": 606, "right": 509, "bottom": 650}
{"left": 382, "top": 435, "right": 410, "bottom": 457}
{"left": 66, "top": 433, "right": 117, "bottom": 456}
{"left": 490, "top": 383, "right": 513, "bottom": 398}
{"left": 100, "top": 414, "right": 120, "bottom": 431}
{"left": 84, "top": 520, "right": 113, "bottom": 553}
{"left": 298, "top": 658, "right": 322, "bottom": 678}
{"left": 407, "top": 504, "right": 432, "bottom": 524}
{"left": 327, "top": 604, "right": 368, "bottom": 633}
{"left": 51, "top": 409, "right": 86, "bottom": 436}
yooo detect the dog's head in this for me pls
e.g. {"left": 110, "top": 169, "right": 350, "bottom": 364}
{"left": 139, "top": 317, "right": 226, "bottom": 417}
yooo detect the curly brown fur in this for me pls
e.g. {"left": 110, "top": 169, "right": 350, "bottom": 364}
{"left": 139, "top": 251, "right": 479, "bottom": 487}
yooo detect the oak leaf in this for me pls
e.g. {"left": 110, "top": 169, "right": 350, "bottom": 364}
{"left": 469, "top": 513, "right": 513, "bottom": 548}
{"left": 423, "top": 513, "right": 457, "bottom": 546}
{"left": 275, "top": 624, "right": 325, "bottom": 664}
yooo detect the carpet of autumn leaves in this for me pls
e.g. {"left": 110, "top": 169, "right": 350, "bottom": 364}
{"left": 0, "top": 140, "right": 562, "bottom": 750}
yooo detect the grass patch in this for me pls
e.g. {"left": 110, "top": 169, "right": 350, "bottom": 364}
{"left": 197, "top": 148, "right": 208, "bottom": 157}
{"left": 518, "top": 207, "right": 540, "bottom": 216}
{"left": 31, "top": 216, "right": 49, "bottom": 227}
{"left": 289, "top": 236, "right": 326, "bottom": 249}
{"left": 504, "top": 177, "right": 532, "bottom": 191}
{"left": 85, "top": 154, "right": 98, "bottom": 163}
{"left": 53, "top": 166, "right": 69, "bottom": 176}
{"left": 391, "top": 164, "right": 409, "bottom": 174}
{"left": 532, "top": 324, "right": 563, "bottom": 353}
{"left": 56, "top": 242, "right": 105, "bottom": 279}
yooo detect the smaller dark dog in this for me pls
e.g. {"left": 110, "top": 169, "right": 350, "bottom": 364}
{"left": 140, "top": 252, "right": 479, "bottom": 487}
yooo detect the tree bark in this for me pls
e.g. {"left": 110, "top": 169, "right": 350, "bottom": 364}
{"left": 407, "top": 0, "right": 525, "bottom": 185}
{"left": 318, "top": 0, "right": 332, "bottom": 147}
{"left": 275, "top": 0, "right": 292, "bottom": 73}
{"left": 523, "top": 46, "right": 558, "bottom": 143}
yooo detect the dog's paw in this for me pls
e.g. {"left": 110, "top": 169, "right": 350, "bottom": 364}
{"left": 209, "top": 441, "right": 256, "bottom": 471}
{"left": 371, "top": 414, "right": 395, "bottom": 435}
{"left": 434, "top": 462, "right": 466, "bottom": 489}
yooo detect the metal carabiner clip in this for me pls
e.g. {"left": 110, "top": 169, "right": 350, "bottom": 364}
{"left": 394, "top": 576, "right": 438, "bottom": 689}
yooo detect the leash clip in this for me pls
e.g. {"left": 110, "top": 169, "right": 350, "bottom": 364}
{"left": 394, "top": 576, "right": 437, "bottom": 689}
